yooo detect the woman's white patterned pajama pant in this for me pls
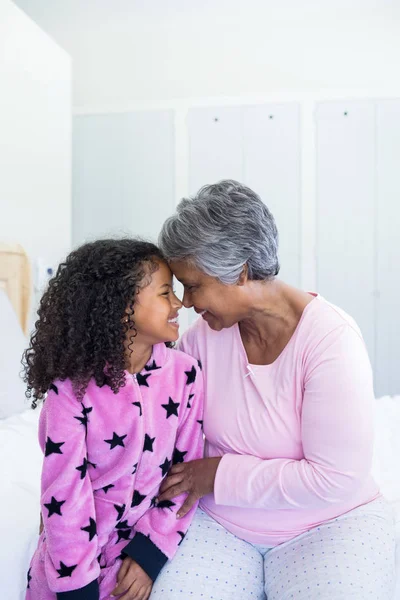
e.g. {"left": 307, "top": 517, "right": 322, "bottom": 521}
{"left": 150, "top": 498, "right": 396, "bottom": 599}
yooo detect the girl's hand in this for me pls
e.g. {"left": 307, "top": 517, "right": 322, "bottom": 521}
{"left": 157, "top": 457, "right": 222, "bottom": 518}
{"left": 111, "top": 557, "right": 152, "bottom": 600}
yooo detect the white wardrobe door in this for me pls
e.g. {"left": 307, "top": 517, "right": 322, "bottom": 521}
{"left": 187, "top": 106, "right": 243, "bottom": 326}
{"left": 188, "top": 106, "right": 243, "bottom": 194}
{"left": 316, "top": 101, "right": 376, "bottom": 367}
{"left": 73, "top": 110, "right": 175, "bottom": 246}
{"left": 243, "top": 104, "right": 301, "bottom": 286}
{"left": 375, "top": 100, "right": 400, "bottom": 396}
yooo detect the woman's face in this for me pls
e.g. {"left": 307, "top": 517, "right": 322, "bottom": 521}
{"left": 170, "top": 260, "right": 246, "bottom": 331}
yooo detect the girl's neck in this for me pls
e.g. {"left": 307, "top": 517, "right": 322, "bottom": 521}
{"left": 126, "top": 339, "right": 153, "bottom": 374}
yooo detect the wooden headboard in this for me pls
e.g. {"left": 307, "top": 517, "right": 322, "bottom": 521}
{"left": 0, "top": 243, "right": 31, "bottom": 334}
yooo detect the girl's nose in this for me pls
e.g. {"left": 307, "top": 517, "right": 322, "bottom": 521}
{"left": 173, "top": 293, "right": 183, "bottom": 310}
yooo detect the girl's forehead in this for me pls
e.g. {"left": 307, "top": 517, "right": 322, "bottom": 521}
{"left": 149, "top": 259, "right": 173, "bottom": 282}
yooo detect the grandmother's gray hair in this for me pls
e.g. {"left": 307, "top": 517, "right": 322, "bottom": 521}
{"left": 158, "top": 180, "right": 280, "bottom": 285}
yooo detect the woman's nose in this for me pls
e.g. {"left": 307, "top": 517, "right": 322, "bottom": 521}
{"left": 182, "top": 290, "right": 192, "bottom": 309}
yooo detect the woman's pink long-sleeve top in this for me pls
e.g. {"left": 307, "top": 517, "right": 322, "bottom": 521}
{"left": 178, "top": 295, "right": 379, "bottom": 546}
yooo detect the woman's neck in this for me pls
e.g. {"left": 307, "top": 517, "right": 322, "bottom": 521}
{"left": 239, "top": 280, "right": 313, "bottom": 347}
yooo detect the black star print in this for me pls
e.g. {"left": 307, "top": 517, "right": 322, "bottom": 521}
{"left": 44, "top": 496, "right": 65, "bottom": 518}
{"left": 45, "top": 437, "right": 65, "bottom": 457}
{"left": 57, "top": 562, "right": 77, "bottom": 578}
{"left": 102, "top": 484, "right": 114, "bottom": 494}
{"left": 197, "top": 420, "right": 204, "bottom": 430}
{"left": 185, "top": 366, "right": 197, "bottom": 385}
{"left": 116, "top": 519, "right": 130, "bottom": 530}
{"left": 131, "top": 490, "right": 146, "bottom": 508}
{"left": 104, "top": 432, "right": 127, "bottom": 450}
{"left": 114, "top": 503, "right": 126, "bottom": 521}
{"left": 132, "top": 462, "right": 138, "bottom": 475}
{"left": 132, "top": 401, "right": 142, "bottom": 416}
{"left": 197, "top": 359, "right": 203, "bottom": 371}
{"left": 99, "top": 374, "right": 111, "bottom": 388}
{"left": 156, "top": 499, "right": 176, "bottom": 511}
{"left": 173, "top": 447, "right": 187, "bottom": 464}
{"left": 49, "top": 383, "right": 59, "bottom": 395}
{"left": 88, "top": 458, "right": 97, "bottom": 469}
{"left": 116, "top": 528, "right": 131, "bottom": 543}
{"left": 150, "top": 496, "right": 158, "bottom": 508}
{"left": 76, "top": 457, "right": 89, "bottom": 479}
{"left": 187, "top": 393, "right": 194, "bottom": 408}
{"left": 143, "top": 434, "right": 155, "bottom": 452}
{"left": 74, "top": 404, "right": 93, "bottom": 428}
{"left": 136, "top": 373, "right": 151, "bottom": 387}
{"left": 162, "top": 397, "right": 180, "bottom": 419}
{"left": 159, "top": 457, "right": 172, "bottom": 477}
{"left": 81, "top": 517, "right": 97, "bottom": 541}
{"left": 144, "top": 360, "right": 161, "bottom": 371}
{"left": 177, "top": 531, "right": 186, "bottom": 545}
{"left": 27, "top": 568, "right": 32, "bottom": 589}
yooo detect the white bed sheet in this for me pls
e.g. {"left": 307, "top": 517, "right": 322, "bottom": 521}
{"left": 1, "top": 399, "right": 399, "bottom": 599}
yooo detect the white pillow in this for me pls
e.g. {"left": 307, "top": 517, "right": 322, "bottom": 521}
{"left": 0, "top": 289, "right": 30, "bottom": 418}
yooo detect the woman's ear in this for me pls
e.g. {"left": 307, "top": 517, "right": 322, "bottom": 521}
{"left": 237, "top": 264, "right": 248, "bottom": 286}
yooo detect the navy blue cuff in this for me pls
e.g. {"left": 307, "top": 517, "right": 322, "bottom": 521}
{"left": 56, "top": 579, "right": 99, "bottom": 600}
{"left": 122, "top": 532, "right": 168, "bottom": 582}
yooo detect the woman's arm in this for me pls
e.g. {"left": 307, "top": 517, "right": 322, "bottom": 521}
{"left": 214, "top": 324, "right": 375, "bottom": 509}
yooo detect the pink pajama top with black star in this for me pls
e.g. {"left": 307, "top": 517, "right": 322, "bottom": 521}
{"left": 26, "top": 344, "right": 204, "bottom": 600}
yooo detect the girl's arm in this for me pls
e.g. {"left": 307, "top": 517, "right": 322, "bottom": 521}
{"left": 121, "top": 359, "right": 204, "bottom": 582}
{"left": 39, "top": 382, "right": 100, "bottom": 600}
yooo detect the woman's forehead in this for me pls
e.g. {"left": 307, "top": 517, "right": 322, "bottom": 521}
{"left": 170, "top": 260, "right": 201, "bottom": 280}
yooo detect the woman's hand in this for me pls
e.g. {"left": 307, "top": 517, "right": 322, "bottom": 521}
{"left": 111, "top": 557, "right": 152, "bottom": 600}
{"left": 157, "top": 457, "right": 222, "bottom": 518}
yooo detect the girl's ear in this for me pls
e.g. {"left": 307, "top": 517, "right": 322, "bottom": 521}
{"left": 237, "top": 264, "right": 248, "bottom": 286}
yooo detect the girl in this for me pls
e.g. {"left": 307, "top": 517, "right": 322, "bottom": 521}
{"left": 23, "top": 239, "right": 204, "bottom": 600}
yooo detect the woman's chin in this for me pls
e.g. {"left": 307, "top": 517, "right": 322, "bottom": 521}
{"left": 203, "top": 314, "right": 224, "bottom": 331}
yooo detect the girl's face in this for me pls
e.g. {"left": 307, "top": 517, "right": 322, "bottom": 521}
{"left": 131, "top": 260, "right": 183, "bottom": 344}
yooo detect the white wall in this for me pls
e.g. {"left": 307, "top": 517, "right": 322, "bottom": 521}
{"left": 0, "top": 0, "right": 72, "bottom": 324}
{"left": 12, "top": 0, "right": 400, "bottom": 395}
{"left": 12, "top": 0, "right": 400, "bottom": 108}
{"left": 12, "top": 1, "right": 400, "bottom": 295}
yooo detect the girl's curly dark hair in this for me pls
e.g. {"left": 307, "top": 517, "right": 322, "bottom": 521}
{"left": 23, "top": 239, "right": 168, "bottom": 407}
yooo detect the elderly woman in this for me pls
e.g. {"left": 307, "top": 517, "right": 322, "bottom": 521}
{"left": 150, "top": 180, "right": 396, "bottom": 600}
